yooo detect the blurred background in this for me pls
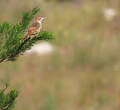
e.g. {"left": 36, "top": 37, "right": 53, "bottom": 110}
{"left": 1, "top": 0, "right": 120, "bottom": 110}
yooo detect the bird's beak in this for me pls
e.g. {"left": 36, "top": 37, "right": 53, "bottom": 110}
{"left": 41, "top": 17, "right": 46, "bottom": 21}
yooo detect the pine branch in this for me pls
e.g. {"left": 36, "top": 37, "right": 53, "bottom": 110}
{"left": 0, "top": 8, "right": 54, "bottom": 63}
{"left": 7, "top": 31, "right": 54, "bottom": 61}
{"left": 0, "top": 86, "right": 18, "bottom": 110}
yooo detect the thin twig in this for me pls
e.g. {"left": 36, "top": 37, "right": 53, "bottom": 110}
{"left": 3, "top": 83, "right": 8, "bottom": 92}
{"left": 0, "top": 58, "right": 5, "bottom": 63}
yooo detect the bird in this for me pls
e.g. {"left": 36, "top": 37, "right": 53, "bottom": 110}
{"left": 22, "top": 16, "right": 46, "bottom": 41}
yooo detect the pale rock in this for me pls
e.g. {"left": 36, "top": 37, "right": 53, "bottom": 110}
{"left": 26, "top": 41, "right": 54, "bottom": 55}
{"left": 103, "top": 8, "right": 117, "bottom": 21}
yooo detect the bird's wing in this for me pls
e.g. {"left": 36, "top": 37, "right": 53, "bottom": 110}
{"left": 28, "top": 22, "right": 40, "bottom": 33}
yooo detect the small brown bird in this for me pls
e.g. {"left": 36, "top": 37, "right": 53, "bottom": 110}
{"left": 22, "top": 16, "right": 46, "bottom": 41}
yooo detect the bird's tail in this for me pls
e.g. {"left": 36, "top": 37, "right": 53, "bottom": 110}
{"left": 22, "top": 33, "right": 29, "bottom": 41}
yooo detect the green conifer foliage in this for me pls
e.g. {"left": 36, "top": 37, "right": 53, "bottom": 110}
{"left": 0, "top": 86, "right": 18, "bottom": 110}
{"left": 0, "top": 8, "right": 54, "bottom": 63}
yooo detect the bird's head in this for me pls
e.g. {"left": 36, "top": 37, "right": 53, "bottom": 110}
{"left": 35, "top": 17, "right": 46, "bottom": 23}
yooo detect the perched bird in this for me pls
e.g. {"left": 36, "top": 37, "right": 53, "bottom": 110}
{"left": 22, "top": 16, "right": 46, "bottom": 41}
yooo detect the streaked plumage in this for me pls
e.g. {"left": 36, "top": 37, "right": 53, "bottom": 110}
{"left": 22, "top": 17, "right": 45, "bottom": 41}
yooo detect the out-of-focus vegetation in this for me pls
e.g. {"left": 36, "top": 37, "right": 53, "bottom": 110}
{"left": 0, "top": 0, "right": 120, "bottom": 110}
{"left": 0, "top": 87, "right": 18, "bottom": 110}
